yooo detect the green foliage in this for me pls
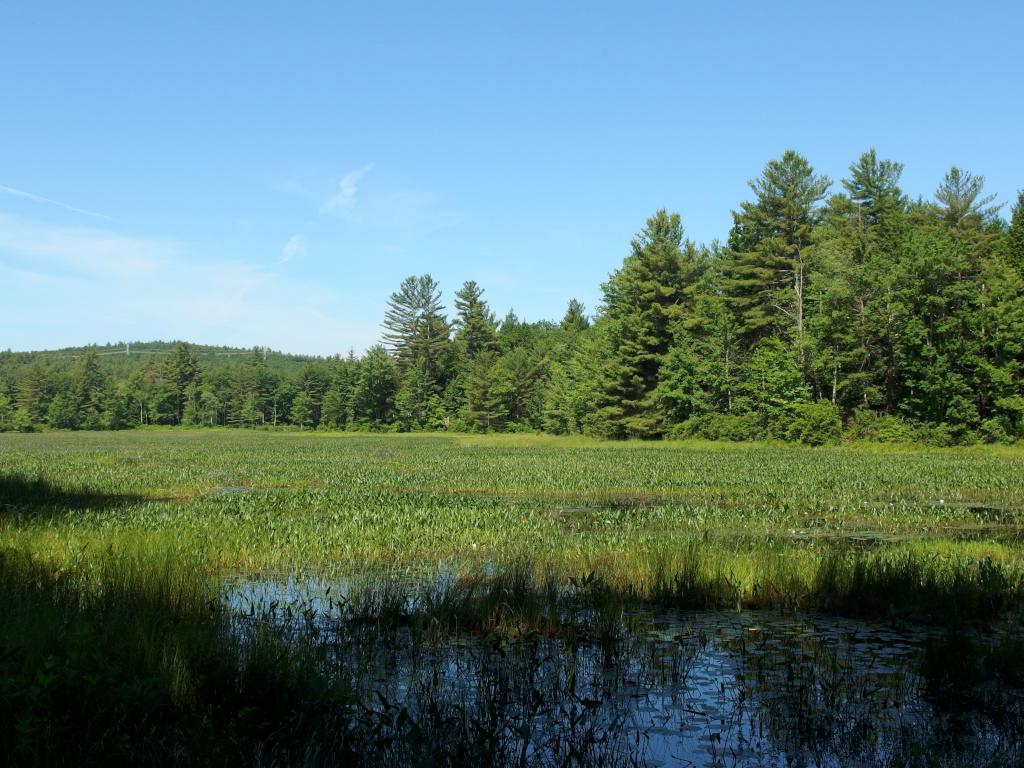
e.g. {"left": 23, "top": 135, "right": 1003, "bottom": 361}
{"left": 848, "top": 410, "right": 916, "bottom": 443}
{"left": 289, "top": 391, "right": 315, "bottom": 429}
{"left": 934, "top": 166, "right": 1002, "bottom": 229}
{"left": 736, "top": 338, "right": 809, "bottom": 428}
{"left": 784, "top": 401, "right": 843, "bottom": 445}
{"left": 382, "top": 274, "right": 451, "bottom": 383}
{"left": 1, "top": 149, "right": 1021, "bottom": 446}
{"left": 464, "top": 351, "right": 505, "bottom": 431}
{"left": 597, "top": 209, "right": 702, "bottom": 438}
{"left": 1009, "top": 190, "right": 1024, "bottom": 274}
{"left": 453, "top": 280, "right": 497, "bottom": 360}
{"left": 723, "top": 150, "right": 830, "bottom": 346}
{"left": 672, "top": 411, "right": 764, "bottom": 441}
{"left": 353, "top": 346, "right": 398, "bottom": 426}
{"left": 395, "top": 361, "right": 445, "bottom": 430}
{"left": 560, "top": 298, "right": 589, "bottom": 332}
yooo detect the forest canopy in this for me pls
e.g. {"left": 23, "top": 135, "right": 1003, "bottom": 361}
{"left": 3, "top": 150, "right": 1024, "bottom": 445}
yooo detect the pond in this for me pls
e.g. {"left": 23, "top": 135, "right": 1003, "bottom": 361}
{"left": 224, "top": 576, "right": 1023, "bottom": 767}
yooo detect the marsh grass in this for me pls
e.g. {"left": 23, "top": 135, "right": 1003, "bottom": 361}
{"left": 2, "top": 431, "right": 1024, "bottom": 764}
{"left": 0, "top": 548, "right": 354, "bottom": 766}
{"left": 2, "top": 545, "right": 1023, "bottom": 766}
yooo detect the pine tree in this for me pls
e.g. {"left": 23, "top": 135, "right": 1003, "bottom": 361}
{"left": 491, "top": 346, "right": 545, "bottom": 427}
{"left": 73, "top": 348, "right": 108, "bottom": 429}
{"left": 560, "top": 299, "right": 589, "bottom": 332}
{"left": 1007, "top": 190, "right": 1024, "bottom": 275}
{"left": 321, "top": 353, "right": 359, "bottom": 429}
{"left": 597, "top": 209, "right": 701, "bottom": 438}
{"left": 290, "top": 391, "right": 315, "bottom": 429}
{"left": 815, "top": 150, "right": 909, "bottom": 412}
{"left": 453, "top": 280, "right": 497, "bottom": 360}
{"left": 723, "top": 151, "right": 830, "bottom": 349}
{"left": 382, "top": 274, "right": 451, "bottom": 380}
{"left": 843, "top": 149, "right": 906, "bottom": 231}
{"left": 934, "top": 167, "right": 1002, "bottom": 229}
{"left": 465, "top": 351, "right": 505, "bottom": 431}
{"left": 164, "top": 342, "right": 201, "bottom": 425}
{"left": 15, "top": 363, "right": 49, "bottom": 424}
{"left": 395, "top": 361, "right": 443, "bottom": 430}
{"left": 353, "top": 346, "right": 397, "bottom": 425}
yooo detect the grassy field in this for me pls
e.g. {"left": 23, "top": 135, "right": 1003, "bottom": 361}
{"left": 2, "top": 429, "right": 1024, "bottom": 611}
{"left": 3, "top": 430, "right": 1024, "bottom": 765}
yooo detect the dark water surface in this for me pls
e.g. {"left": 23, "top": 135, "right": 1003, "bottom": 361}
{"left": 224, "top": 577, "right": 1022, "bottom": 767}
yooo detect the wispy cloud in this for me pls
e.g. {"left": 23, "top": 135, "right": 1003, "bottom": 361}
{"left": 280, "top": 234, "right": 305, "bottom": 264}
{"left": 320, "top": 164, "right": 373, "bottom": 217}
{"left": 0, "top": 213, "right": 163, "bottom": 277}
{"left": 0, "top": 184, "right": 112, "bottom": 220}
{"left": 318, "top": 165, "right": 461, "bottom": 234}
{"left": 0, "top": 213, "right": 379, "bottom": 355}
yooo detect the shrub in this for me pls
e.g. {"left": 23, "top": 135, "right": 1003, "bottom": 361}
{"left": 848, "top": 409, "right": 916, "bottom": 443}
{"left": 673, "top": 412, "right": 763, "bottom": 441}
{"left": 916, "top": 422, "right": 956, "bottom": 447}
{"left": 980, "top": 418, "right": 1015, "bottom": 445}
{"left": 784, "top": 401, "right": 842, "bottom": 445}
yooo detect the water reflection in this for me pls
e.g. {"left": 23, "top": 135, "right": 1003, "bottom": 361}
{"left": 224, "top": 578, "right": 1021, "bottom": 767}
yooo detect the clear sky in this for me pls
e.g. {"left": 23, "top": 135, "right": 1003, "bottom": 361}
{"left": 2, "top": 1, "right": 1022, "bottom": 355}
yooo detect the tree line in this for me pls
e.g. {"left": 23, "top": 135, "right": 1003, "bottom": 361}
{"left": 3, "top": 150, "right": 1023, "bottom": 444}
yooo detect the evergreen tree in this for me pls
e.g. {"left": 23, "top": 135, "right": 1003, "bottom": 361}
{"left": 1007, "top": 190, "right": 1024, "bottom": 274}
{"left": 464, "top": 351, "right": 504, "bottom": 431}
{"left": 321, "top": 353, "right": 359, "bottom": 429}
{"left": 680, "top": 246, "right": 742, "bottom": 413}
{"left": 395, "top": 360, "right": 443, "bottom": 430}
{"left": 491, "top": 346, "right": 546, "bottom": 427}
{"left": 815, "top": 150, "right": 910, "bottom": 412}
{"left": 452, "top": 280, "right": 497, "bottom": 360}
{"left": 353, "top": 345, "right": 398, "bottom": 425}
{"left": 290, "top": 391, "right": 316, "bottom": 429}
{"left": 934, "top": 167, "right": 1002, "bottom": 229}
{"left": 736, "top": 338, "right": 809, "bottom": 429}
{"left": 843, "top": 149, "right": 906, "bottom": 233}
{"left": 164, "top": 342, "right": 201, "bottom": 425}
{"left": 69, "top": 348, "right": 108, "bottom": 429}
{"left": 15, "top": 363, "right": 49, "bottom": 425}
{"left": 560, "top": 299, "right": 589, "bottom": 332}
{"left": 598, "top": 209, "right": 700, "bottom": 437}
{"left": 382, "top": 274, "right": 451, "bottom": 380}
{"left": 723, "top": 151, "right": 830, "bottom": 349}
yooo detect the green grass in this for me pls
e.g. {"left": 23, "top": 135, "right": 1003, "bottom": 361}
{"left": 2, "top": 430, "right": 1024, "bottom": 764}
{"left": 2, "top": 429, "right": 1022, "bottom": 616}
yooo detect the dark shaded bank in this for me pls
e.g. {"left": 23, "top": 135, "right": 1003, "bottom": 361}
{"left": 2, "top": 551, "right": 1023, "bottom": 766}
{"left": 0, "top": 474, "right": 150, "bottom": 518}
{"left": 0, "top": 549, "right": 354, "bottom": 766}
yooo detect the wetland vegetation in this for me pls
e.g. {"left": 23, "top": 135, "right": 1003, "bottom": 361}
{"left": 2, "top": 430, "right": 1023, "bottom": 765}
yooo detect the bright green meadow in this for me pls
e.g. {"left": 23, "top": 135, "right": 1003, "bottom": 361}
{"left": 3, "top": 429, "right": 1023, "bottom": 614}
{"left": 4, "top": 430, "right": 1024, "bottom": 765}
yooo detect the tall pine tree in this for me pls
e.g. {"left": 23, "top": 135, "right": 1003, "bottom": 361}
{"left": 723, "top": 150, "right": 830, "bottom": 352}
{"left": 598, "top": 209, "right": 701, "bottom": 438}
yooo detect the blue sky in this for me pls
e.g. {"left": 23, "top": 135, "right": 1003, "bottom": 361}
{"left": 2, "top": 1, "right": 1022, "bottom": 355}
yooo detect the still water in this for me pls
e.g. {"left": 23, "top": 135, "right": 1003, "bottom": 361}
{"left": 224, "top": 577, "right": 1021, "bottom": 767}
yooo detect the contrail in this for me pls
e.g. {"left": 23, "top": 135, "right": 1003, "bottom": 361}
{"left": 0, "top": 184, "right": 112, "bottom": 221}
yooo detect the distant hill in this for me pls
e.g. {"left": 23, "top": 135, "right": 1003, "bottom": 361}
{"left": 0, "top": 341, "right": 330, "bottom": 374}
